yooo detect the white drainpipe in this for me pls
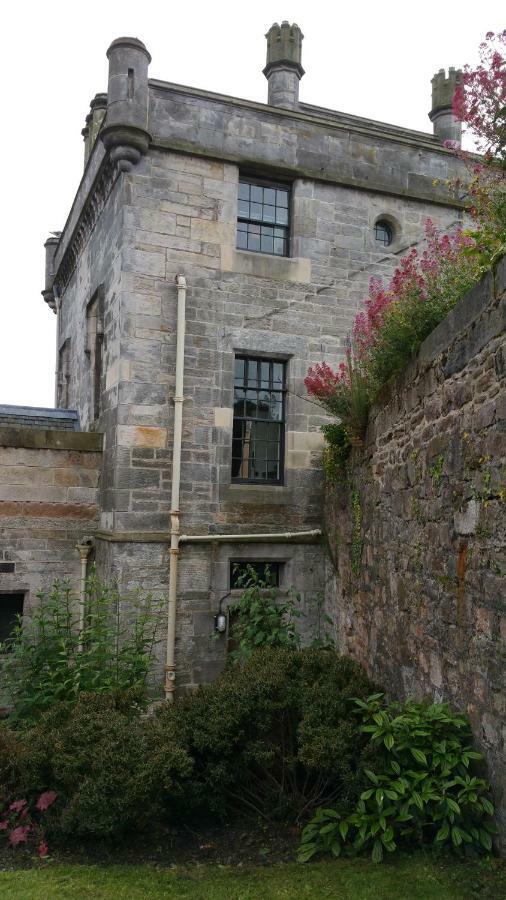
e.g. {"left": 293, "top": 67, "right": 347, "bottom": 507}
{"left": 165, "top": 274, "right": 187, "bottom": 702}
{"left": 75, "top": 539, "right": 93, "bottom": 649}
{"left": 180, "top": 530, "right": 322, "bottom": 544}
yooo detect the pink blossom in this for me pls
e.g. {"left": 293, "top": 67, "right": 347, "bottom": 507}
{"left": 8, "top": 825, "right": 30, "bottom": 847}
{"left": 0, "top": 820, "right": 8, "bottom": 831}
{"left": 38, "top": 840, "right": 49, "bottom": 858}
{"left": 452, "top": 30, "right": 506, "bottom": 161}
{"left": 9, "top": 799, "right": 27, "bottom": 813}
{"left": 304, "top": 361, "right": 344, "bottom": 398}
{"left": 35, "top": 791, "right": 58, "bottom": 812}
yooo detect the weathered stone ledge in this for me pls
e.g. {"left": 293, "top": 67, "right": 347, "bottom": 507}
{"left": 0, "top": 428, "right": 103, "bottom": 452}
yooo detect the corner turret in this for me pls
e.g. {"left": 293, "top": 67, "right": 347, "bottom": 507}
{"left": 82, "top": 93, "right": 108, "bottom": 167}
{"left": 41, "top": 234, "right": 60, "bottom": 312}
{"left": 100, "top": 37, "right": 151, "bottom": 171}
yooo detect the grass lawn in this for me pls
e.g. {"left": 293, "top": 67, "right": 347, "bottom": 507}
{"left": 0, "top": 855, "right": 504, "bottom": 899}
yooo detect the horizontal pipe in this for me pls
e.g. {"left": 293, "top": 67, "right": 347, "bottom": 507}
{"left": 179, "top": 529, "right": 322, "bottom": 544}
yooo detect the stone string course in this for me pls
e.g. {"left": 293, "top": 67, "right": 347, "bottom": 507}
{"left": 325, "top": 260, "right": 506, "bottom": 844}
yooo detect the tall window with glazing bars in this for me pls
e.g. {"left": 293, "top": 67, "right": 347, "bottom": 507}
{"left": 232, "top": 357, "right": 286, "bottom": 484}
{"left": 236, "top": 179, "right": 290, "bottom": 256}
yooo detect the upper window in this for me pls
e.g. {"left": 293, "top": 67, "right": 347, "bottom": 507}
{"left": 374, "top": 220, "right": 394, "bottom": 247}
{"left": 232, "top": 356, "right": 286, "bottom": 484}
{"left": 236, "top": 180, "right": 290, "bottom": 256}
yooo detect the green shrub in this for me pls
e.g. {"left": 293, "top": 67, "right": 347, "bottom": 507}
{"left": 2, "top": 575, "right": 164, "bottom": 723}
{"left": 19, "top": 691, "right": 191, "bottom": 840}
{"left": 299, "top": 694, "right": 496, "bottom": 863}
{"left": 156, "top": 647, "right": 376, "bottom": 823}
{"left": 228, "top": 565, "right": 302, "bottom": 663}
{"left": 321, "top": 423, "right": 352, "bottom": 484}
{"left": 0, "top": 724, "right": 24, "bottom": 806}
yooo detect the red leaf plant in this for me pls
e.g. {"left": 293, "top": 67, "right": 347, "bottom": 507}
{"left": 0, "top": 791, "right": 58, "bottom": 858}
{"left": 35, "top": 791, "right": 58, "bottom": 812}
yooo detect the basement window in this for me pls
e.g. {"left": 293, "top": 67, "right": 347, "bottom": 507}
{"left": 0, "top": 593, "right": 24, "bottom": 646}
{"left": 230, "top": 561, "right": 281, "bottom": 589}
{"left": 236, "top": 179, "right": 290, "bottom": 256}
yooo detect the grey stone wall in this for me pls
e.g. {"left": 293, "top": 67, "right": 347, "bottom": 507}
{"left": 325, "top": 261, "right": 506, "bottom": 843}
{"left": 0, "top": 429, "right": 102, "bottom": 615}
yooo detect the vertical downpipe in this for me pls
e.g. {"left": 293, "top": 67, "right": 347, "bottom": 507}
{"left": 165, "top": 274, "right": 187, "bottom": 701}
{"left": 75, "top": 540, "right": 92, "bottom": 651}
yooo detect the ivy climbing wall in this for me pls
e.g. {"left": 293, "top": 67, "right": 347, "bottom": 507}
{"left": 325, "top": 259, "right": 506, "bottom": 843}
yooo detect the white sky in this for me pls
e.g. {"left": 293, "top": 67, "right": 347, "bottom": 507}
{"left": 1, "top": 0, "right": 503, "bottom": 408}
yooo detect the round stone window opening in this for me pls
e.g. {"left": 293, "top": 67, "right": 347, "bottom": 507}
{"left": 374, "top": 220, "right": 394, "bottom": 247}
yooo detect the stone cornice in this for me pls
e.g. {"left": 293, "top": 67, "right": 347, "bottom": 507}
{"left": 54, "top": 156, "right": 119, "bottom": 294}
{"left": 150, "top": 138, "right": 466, "bottom": 210}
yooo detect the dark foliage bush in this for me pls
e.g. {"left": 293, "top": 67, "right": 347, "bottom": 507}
{"left": 0, "top": 724, "right": 24, "bottom": 806}
{"left": 155, "top": 647, "right": 376, "bottom": 823}
{"left": 19, "top": 691, "right": 191, "bottom": 840}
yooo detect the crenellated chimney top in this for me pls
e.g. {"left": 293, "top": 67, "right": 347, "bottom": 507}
{"left": 429, "top": 67, "right": 462, "bottom": 147}
{"left": 264, "top": 22, "right": 304, "bottom": 109}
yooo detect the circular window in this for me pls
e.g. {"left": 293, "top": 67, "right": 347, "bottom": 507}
{"left": 374, "top": 220, "right": 394, "bottom": 247}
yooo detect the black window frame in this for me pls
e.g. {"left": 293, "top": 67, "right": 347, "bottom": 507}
{"left": 229, "top": 560, "right": 281, "bottom": 590}
{"left": 236, "top": 177, "right": 291, "bottom": 257}
{"left": 232, "top": 355, "right": 286, "bottom": 486}
{"left": 0, "top": 592, "right": 24, "bottom": 647}
{"left": 374, "top": 220, "right": 394, "bottom": 247}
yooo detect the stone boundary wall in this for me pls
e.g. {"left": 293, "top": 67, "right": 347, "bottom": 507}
{"left": 325, "top": 260, "right": 505, "bottom": 841}
{"left": 0, "top": 428, "right": 103, "bottom": 610}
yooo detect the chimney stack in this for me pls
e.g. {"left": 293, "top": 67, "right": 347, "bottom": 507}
{"left": 263, "top": 22, "right": 304, "bottom": 109}
{"left": 429, "top": 68, "right": 462, "bottom": 147}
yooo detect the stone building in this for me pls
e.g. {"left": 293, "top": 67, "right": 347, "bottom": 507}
{"left": 0, "top": 23, "right": 468, "bottom": 697}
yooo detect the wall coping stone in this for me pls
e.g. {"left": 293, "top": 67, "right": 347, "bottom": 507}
{"left": 0, "top": 427, "right": 103, "bottom": 452}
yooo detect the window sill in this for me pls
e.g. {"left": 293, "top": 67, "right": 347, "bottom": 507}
{"left": 221, "top": 246, "right": 311, "bottom": 283}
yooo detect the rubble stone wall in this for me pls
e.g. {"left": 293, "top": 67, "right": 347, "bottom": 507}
{"left": 325, "top": 261, "right": 506, "bottom": 840}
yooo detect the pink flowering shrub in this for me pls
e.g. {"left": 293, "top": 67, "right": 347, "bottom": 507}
{"left": 304, "top": 221, "right": 481, "bottom": 460}
{"left": 306, "top": 28, "right": 505, "bottom": 469}
{"left": 355, "top": 222, "right": 480, "bottom": 395}
{"left": 448, "top": 32, "right": 506, "bottom": 266}
{"left": 0, "top": 791, "right": 57, "bottom": 858}
{"left": 452, "top": 30, "right": 506, "bottom": 165}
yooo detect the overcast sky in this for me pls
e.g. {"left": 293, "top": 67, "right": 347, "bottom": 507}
{"left": 1, "top": 0, "right": 503, "bottom": 408}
